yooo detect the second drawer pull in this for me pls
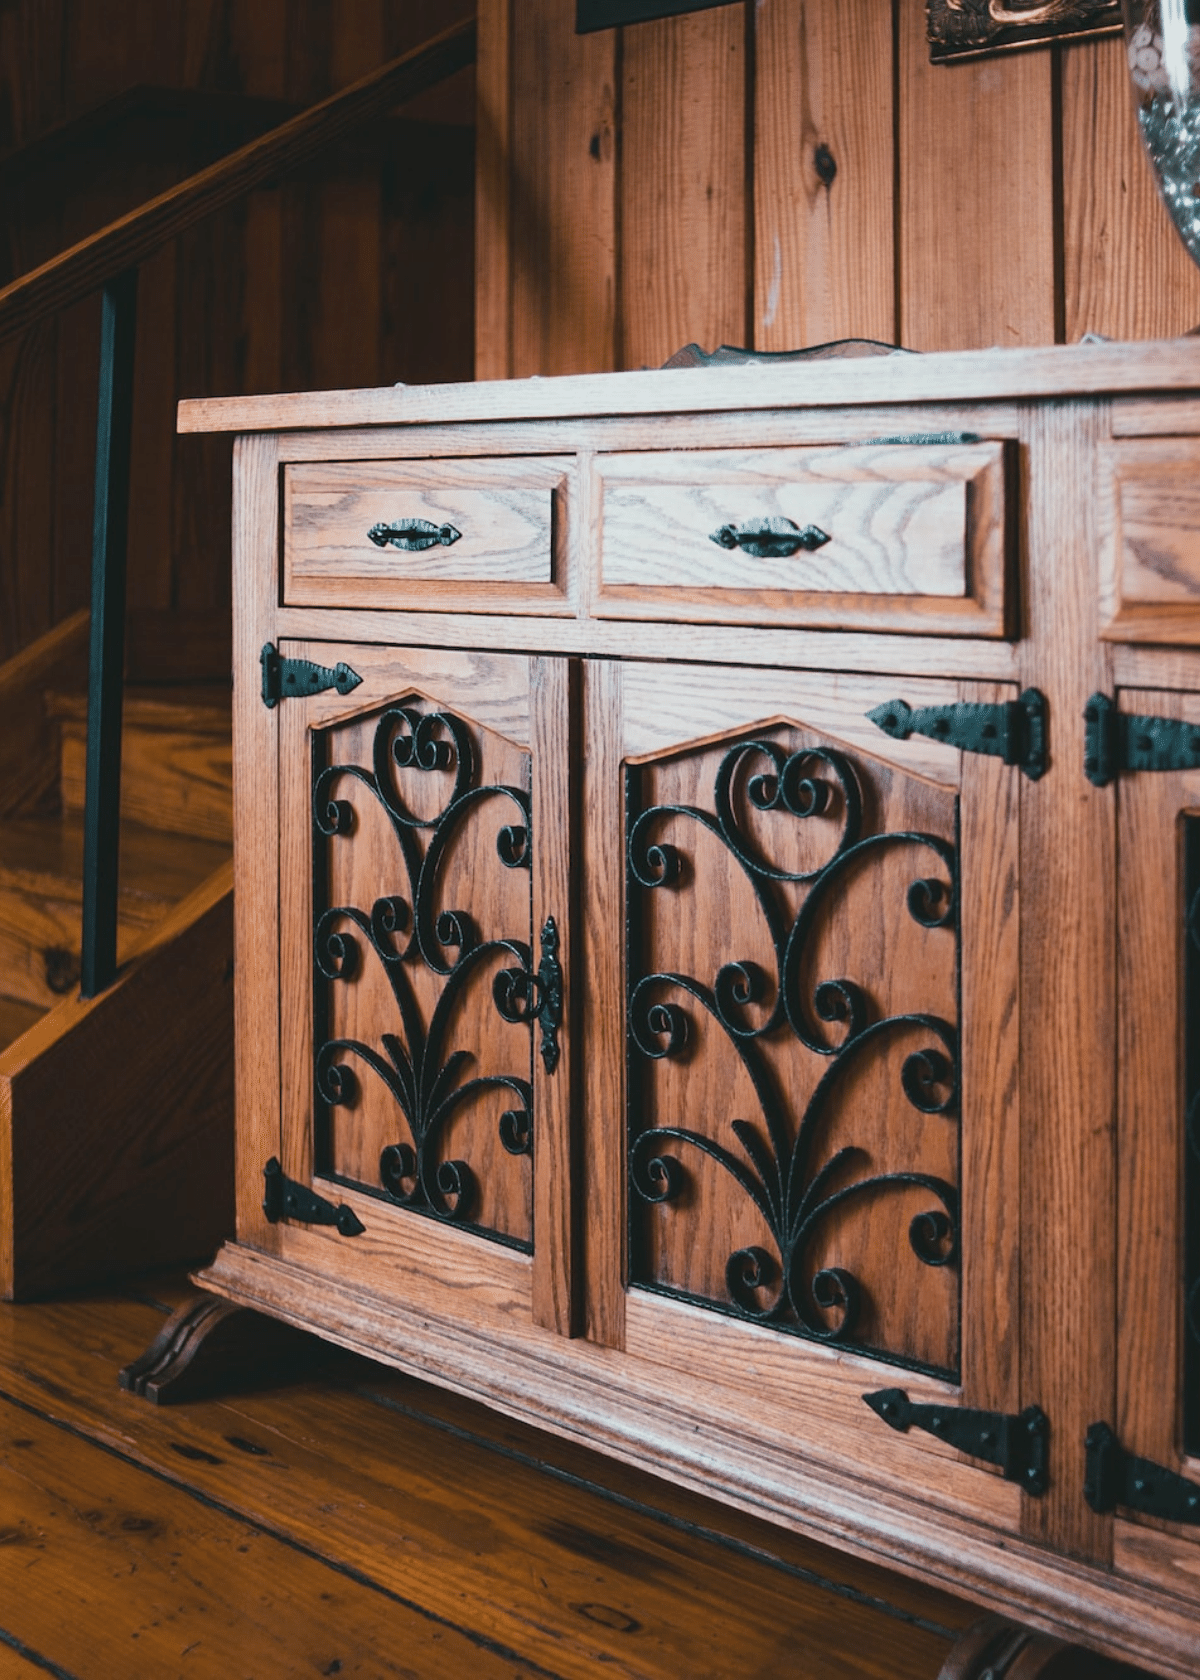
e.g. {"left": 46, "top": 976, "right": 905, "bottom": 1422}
{"left": 709, "top": 516, "right": 831, "bottom": 559}
{"left": 368, "top": 518, "right": 462, "bottom": 552}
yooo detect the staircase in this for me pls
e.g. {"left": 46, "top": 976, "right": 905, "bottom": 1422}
{"left": 0, "top": 611, "right": 235, "bottom": 1298}
{"left": 0, "top": 19, "right": 476, "bottom": 1301}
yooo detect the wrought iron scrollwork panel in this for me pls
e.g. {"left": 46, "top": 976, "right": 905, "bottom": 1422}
{"left": 312, "top": 699, "right": 536, "bottom": 1251}
{"left": 626, "top": 729, "right": 961, "bottom": 1377}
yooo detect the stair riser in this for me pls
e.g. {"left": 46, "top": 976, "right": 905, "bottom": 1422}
{"left": 59, "top": 723, "right": 232, "bottom": 844}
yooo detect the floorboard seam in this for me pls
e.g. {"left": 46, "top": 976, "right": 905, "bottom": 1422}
{"left": 0, "top": 1625, "right": 82, "bottom": 1680}
{"left": 351, "top": 1380, "right": 960, "bottom": 1642}
{"left": 0, "top": 1384, "right": 571, "bottom": 1680}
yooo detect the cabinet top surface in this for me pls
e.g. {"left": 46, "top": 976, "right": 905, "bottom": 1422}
{"left": 178, "top": 337, "right": 1200, "bottom": 436}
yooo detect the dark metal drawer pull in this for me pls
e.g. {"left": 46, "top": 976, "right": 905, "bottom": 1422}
{"left": 368, "top": 519, "right": 461, "bottom": 552}
{"left": 709, "top": 517, "right": 830, "bottom": 559}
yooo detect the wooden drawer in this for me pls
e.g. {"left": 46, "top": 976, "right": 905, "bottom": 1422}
{"left": 1101, "top": 439, "right": 1200, "bottom": 643}
{"left": 593, "top": 440, "right": 1009, "bottom": 636}
{"left": 282, "top": 456, "right": 572, "bottom": 613}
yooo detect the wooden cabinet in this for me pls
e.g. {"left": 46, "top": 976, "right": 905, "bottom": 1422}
{"left": 183, "top": 342, "right": 1200, "bottom": 1680}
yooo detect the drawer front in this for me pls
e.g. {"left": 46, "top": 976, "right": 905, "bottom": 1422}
{"left": 1101, "top": 439, "right": 1200, "bottom": 643}
{"left": 283, "top": 456, "right": 571, "bottom": 612}
{"left": 594, "top": 441, "right": 1008, "bottom": 636}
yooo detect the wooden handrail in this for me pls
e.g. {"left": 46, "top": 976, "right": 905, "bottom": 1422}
{"left": 0, "top": 16, "right": 475, "bottom": 346}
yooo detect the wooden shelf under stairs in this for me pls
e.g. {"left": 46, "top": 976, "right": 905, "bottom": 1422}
{"left": 0, "top": 612, "right": 235, "bottom": 1299}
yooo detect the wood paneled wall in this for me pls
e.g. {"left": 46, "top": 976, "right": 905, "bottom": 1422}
{"left": 476, "top": 0, "right": 1200, "bottom": 378}
{"left": 0, "top": 0, "right": 474, "bottom": 665}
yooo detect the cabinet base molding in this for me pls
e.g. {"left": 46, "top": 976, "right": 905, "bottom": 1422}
{"left": 193, "top": 1243, "right": 1192, "bottom": 1680}
{"left": 118, "top": 1290, "right": 324, "bottom": 1405}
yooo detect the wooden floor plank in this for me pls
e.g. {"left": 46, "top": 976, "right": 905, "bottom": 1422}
{"left": 0, "top": 1635, "right": 74, "bottom": 1680}
{"left": 0, "top": 1399, "right": 547, "bottom": 1680}
{"left": 0, "top": 1288, "right": 964, "bottom": 1680}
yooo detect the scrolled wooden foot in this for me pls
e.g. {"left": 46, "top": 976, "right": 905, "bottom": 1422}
{"left": 118, "top": 1292, "right": 324, "bottom": 1405}
{"left": 938, "top": 1614, "right": 1142, "bottom": 1680}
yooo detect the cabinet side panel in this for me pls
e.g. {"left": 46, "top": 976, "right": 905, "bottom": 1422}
{"left": 232, "top": 432, "right": 283, "bottom": 1251}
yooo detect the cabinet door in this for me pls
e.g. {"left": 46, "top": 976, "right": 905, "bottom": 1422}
{"left": 583, "top": 660, "right": 1024, "bottom": 1532}
{"left": 270, "top": 642, "right": 575, "bottom": 1336}
{"left": 1114, "top": 686, "right": 1200, "bottom": 1592}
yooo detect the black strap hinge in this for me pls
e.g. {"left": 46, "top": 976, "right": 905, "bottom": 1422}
{"left": 864, "top": 1388, "right": 1049, "bottom": 1495}
{"left": 868, "top": 689, "right": 1047, "bottom": 781}
{"left": 262, "top": 1156, "right": 365, "bottom": 1236}
{"left": 1083, "top": 692, "right": 1200, "bottom": 787}
{"left": 1084, "top": 1421, "right": 1200, "bottom": 1524}
{"left": 261, "top": 642, "right": 363, "bottom": 709}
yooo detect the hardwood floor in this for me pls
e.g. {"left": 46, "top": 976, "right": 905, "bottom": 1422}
{"left": 0, "top": 1276, "right": 999, "bottom": 1678}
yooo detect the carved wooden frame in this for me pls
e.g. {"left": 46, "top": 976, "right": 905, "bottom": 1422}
{"left": 927, "top": 0, "right": 1121, "bottom": 62}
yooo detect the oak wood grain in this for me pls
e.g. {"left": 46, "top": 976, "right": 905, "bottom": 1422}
{"left": 178, "top": 339, "right": 1200, "bottom": 435}
{"left": 1017, "top": 400, "right": 1115, "bottom": 1560}
{"left": 1099, "top": 439, "right": 1200, "bottom": 643}
{"left": 594, "top": 440, "right": 1007, "bottom": 635}
{"left": 230, "top": 432, "right": 283, "bottom": 1253}
{"left": 283, "top": 455, "right": 570, "bottom": 608}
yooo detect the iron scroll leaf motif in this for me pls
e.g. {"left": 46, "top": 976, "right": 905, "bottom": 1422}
{"left": 869, "top": 690, "right": 1048, "bottom": 781}
{"left": 368, "top": 519, "right": 462, "bottom": 553}
{"left": 261, "top": 642, "right": 362, "bottom": 709}
{"left": 1084, "top": 1422, "right": 1200, "bottom": 1525}
{"left": 626, "top": 734, "right": 961, "bottom": 1375}
{"left": 709, "top": 517, "right": 831, "bottom": 560}
{"left": 312, "top": 701, "right": 536, "bottom": 1250}
{"left": 863, "top": 1389, "right": 1048, "bottom": 1495}
{"left": 262, "top": 1156, "right": 365, "bottom": 1236}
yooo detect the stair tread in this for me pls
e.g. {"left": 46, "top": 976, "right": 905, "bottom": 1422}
{"left": 45, "top": 685, "right": 231, "bottom": 734}
{"left": 0, "top": 995, "right": 44, "bottom": 1054}
{"left": 0, "top": 815, "right": 229, "bottom": 907}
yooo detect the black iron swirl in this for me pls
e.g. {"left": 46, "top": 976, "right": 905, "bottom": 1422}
{"left": 312, "top": 704, "right": 535, "bottom": 1246}
{"left": 627, "top": 734, "right": 960, "bottom": 1373}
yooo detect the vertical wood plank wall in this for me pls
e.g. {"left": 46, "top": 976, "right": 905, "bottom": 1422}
{"left": 476, "top": 0, "right": 1200, "bottom": 377}
{"left": 0, "top": 0, "right": 474, "bottom": 665}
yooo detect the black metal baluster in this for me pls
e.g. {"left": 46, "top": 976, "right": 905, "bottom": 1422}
{"left": 80, "top": 269, "right": 138, "bottom": 999}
